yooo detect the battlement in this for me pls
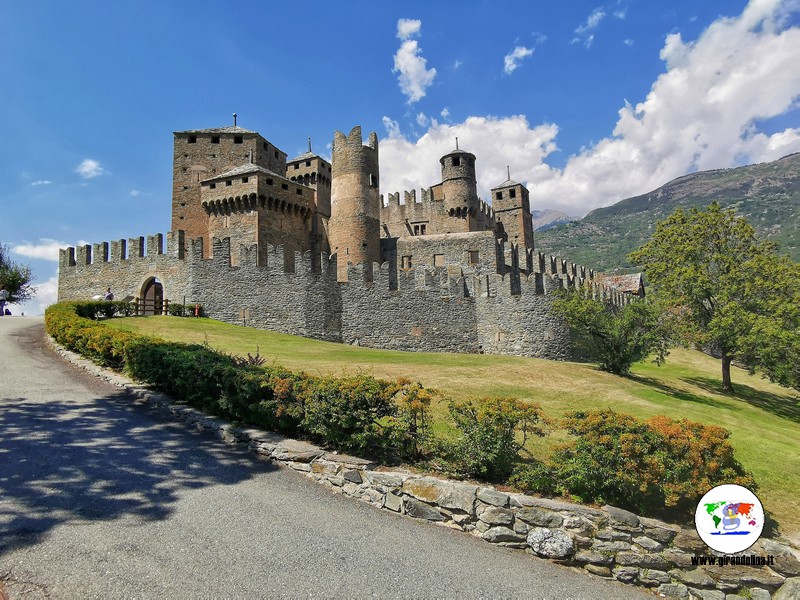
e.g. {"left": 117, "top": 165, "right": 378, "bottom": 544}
{"left": 59, "top": 231, "right": 187, "bottom": 269}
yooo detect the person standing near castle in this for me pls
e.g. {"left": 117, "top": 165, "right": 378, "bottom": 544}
{"left": 103, "top": 287, "right": 114, "bottom": 301}
{"left": 0, "top": 287, "right": 7, "bottom": 315}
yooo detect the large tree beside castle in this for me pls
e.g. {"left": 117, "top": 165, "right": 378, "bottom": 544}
{"left": 0, "top": 242, "right": 34, "bottom": 304}
{"left": 629, "top": 203, "right": 800, "bottom": 393}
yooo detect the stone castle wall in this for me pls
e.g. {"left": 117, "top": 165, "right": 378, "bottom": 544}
{"left": 58, "top": 231, "right": 625, "bottom": 362}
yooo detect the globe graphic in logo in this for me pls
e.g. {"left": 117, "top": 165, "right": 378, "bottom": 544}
{"left": 694, "top": 484, "right": 764, "bottom": 553}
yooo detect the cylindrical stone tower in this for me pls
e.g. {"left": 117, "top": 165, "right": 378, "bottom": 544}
{"left": 440, "top": 147, "right": 480, "bottom": 229}
{"left": 330, "top": 126, "right": 380, "bottom": 282}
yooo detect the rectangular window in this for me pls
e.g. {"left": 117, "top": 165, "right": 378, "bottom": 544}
{"left": 433, "top": 254, "right": 445, "bottom": 267}
{"left": 226, "top": 180, "right": 232, "bottom": 186}
{"left": 294, "top": 163, "right": 300, "bottom": 169}
{"left": 401, "top": 255, "right": 412, "bottom": 269}
{"left": 223, "top": 216, "right": 230, "bottom": 228}
{"left": 281, "top": 183, "right": 288, "bottom": 190}
{"left": 211, "top": 136, "right": 220, "bottom": 144}
{"left": 234, "top": 135, "right": 243, "bottom": 144}
{"left": 267, "top": 178, "right": 274, "bottom": 185}
{"left": 413, "top": 225, "right": 420, "bottom": 235}
{"left": 469, "top": 251, "right": 479, "bottom": 265}
{"left": 452, "top": 157, "right": 460, "bottom": 167}
{"left": 420, "top": 224, "right": 426, "bottom": 235}
{"left": 242, "top": 177, "right": 249, "bottom": 183}
{"left": 509, "top": 189, "right": 516, "bottom": 198}
{"left": 188, "top": 135, "right": 197, "bottom": 144}
{"left": 209, "top": 183, "right": 216, "bottom": 189}
{"left": 296, "top": 189, "right": 302, "bottom": 195}
{"left": 305, "top": 160, "right": 311, "bottom": 167}
{"left": 495, "top": 191, "right": 503, "bottom": 200}
{"left": 263, "top": 142, "right": 269, "bottom": 150}
{"left": 274, "top": 151, "right": 279, "bottom": 158}
{"left": 369, "top": 174, "right": 378, "bottom": 188}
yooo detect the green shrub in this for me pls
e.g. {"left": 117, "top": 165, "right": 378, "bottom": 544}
{"left": 552, "top": 409, "right": 756, "bottom": 515}
{"left": 508, "top": 460, "right": 560, "bottom": 496}
{"left": 302, "top": 374, "right": 401, "bottom": 455}
{"left": 445, "top": 396, "right": 546, "bottom": 481}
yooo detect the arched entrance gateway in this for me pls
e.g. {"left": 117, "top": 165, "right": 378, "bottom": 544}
{"left": 140, "top": 277, "right": 164, "bottom": 315}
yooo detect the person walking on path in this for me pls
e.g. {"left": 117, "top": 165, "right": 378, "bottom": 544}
{"left": 0, "top": 287, "right": 8, "bottom": 316}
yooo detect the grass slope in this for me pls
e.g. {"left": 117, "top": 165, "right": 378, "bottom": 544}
{"left": 106, "top": 316, "right": 800, "bottom": 541}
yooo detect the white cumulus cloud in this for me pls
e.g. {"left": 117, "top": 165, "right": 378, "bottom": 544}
{"left": 12, "top": 238, "right": 70, "bottom": 261}
{"left": 379, "top": 115, "right": 559, "bottom": 201}
{"left": 503, "top": 46, "right": 534, "bottom": 75}
{"left": 397, "top": 18, "right": 421, "bottom": 40}
{"left": 380, "top": 1, "right": 800, "bottom": 218}
{"left": 393, "top": 19, "right": 437, "bottom": 103}
{"left": 75, "top": 159, "right": 104, "bottom": 179}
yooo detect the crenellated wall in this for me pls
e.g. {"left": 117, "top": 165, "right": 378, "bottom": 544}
{"left": 58, "top": 231, "right": 192, "bottom": 304}
{"left": 58, "top": 227, "right": 633, "bottom": 361}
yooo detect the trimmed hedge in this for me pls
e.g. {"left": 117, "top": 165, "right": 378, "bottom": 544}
{"left": 45, "top": 302, "right": 414, "bottom": 455}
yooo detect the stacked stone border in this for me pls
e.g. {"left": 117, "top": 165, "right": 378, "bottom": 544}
{"left": 49, "top": 338, "right": 800, "bottom": 600}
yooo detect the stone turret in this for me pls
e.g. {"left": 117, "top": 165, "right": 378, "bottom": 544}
{"left": 492, "top": 177, "right": 534, "bottom": 254}
{"left": 440, "top": 146, "right": 480, "bottom": 230}
{"left": 330, "top": 126, "right": 380, "bottom": 282}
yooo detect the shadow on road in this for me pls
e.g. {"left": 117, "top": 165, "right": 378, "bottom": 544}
{"left": 0, "top": 391, "right": 276, "bottom": 556}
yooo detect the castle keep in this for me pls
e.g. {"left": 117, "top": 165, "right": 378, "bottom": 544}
{"left": 58, "top": 123, "right": 633, "bottom": 359}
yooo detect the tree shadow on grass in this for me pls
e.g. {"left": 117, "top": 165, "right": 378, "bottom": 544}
{"left": 626, "top": 374, "right": 730, "bottom": 411}
{"left": 681, "top": 376, "right": 800, "bottom": 424}
{"left": 0, "top": 391, "right": 277, "bottom": 557}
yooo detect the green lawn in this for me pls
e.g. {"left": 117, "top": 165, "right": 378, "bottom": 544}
{"left": 106, "top": 316, "right": 800, "bottom": 542}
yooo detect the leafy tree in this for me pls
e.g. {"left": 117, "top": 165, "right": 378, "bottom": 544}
{"left": 629, "top": 203, "right": 800, "bottom": 393}
{"left": 551, "top": 289, "right": 669, "bottom": 375}
{"left": 0, "top": 242, "right": 35, "bottom": 303}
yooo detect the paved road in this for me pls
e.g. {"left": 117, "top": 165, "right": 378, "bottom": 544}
{"left": 0, "top": 317, "right": 647, "bottom": 599}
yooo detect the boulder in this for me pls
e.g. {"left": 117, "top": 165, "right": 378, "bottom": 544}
{"left": 527, "top": 527, "right": 575, "bottom": 558}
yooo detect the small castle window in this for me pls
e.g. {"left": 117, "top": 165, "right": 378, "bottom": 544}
{"left": 274, "top": 151, "right": 279, "bottom": 158}
{"left": 263, "top": 142, "right": 269, "bottom": 150}
{"left": 282, "top": 183, "right": 288, "bottom": 190}
{"left": 433, "top": 254, "right": 445, "bottom": 267}
{"left": 469, "top": 251, "right": 479, "bottom": 265}
{"left": 267, "top": 178, "right": 274, "bottom": 185}
{"left": 223, "top": 216, "right": 230, "bottom": 228}
{"left": 188, "top": 135, "right": 197, "bottom": 144}
{"left": 452, "top": 157, "right": 460, "bottom": 167}
{"left": 420, "top": 224, "right": 426, "bottom": 234}
{"left": 369, "top": 174, "right": 378, "bottom": 188}
{"left": 294, "top": 163, "right": 300, "bottom": 170}
{"left": 509, "top": 189, "right": 516, "bottom": 198}
{"left": 305, "top": 160, "right": 311, "bottom": 167}
{"left": 209, "top": 183, "right": 216, "bottom": 189}
{"left": 413, "top": 225, "right": 420, "bottom": 235}
{"left": 211, "top": 136, "right": 220, "bottom": 144}
{"left": 495, "top": 191, "right": 503, "bottom": 200}
{"left": 296, "top": 189, "right": 302, "bottom": 195}
{"left": 401, "top": 256, "right": 412, "bottom": 269}
{"left": 242, "top": 177, "right": 249, "bottom": 183}
{"left": 226, "top": 180, "right": 232, "bottom": 186}
{"left": 234, "top": 135, "right": 243, "bottom": 144}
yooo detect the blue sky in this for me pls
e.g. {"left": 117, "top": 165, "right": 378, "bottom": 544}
{"left": 1, "top": 0, "right": 799, "bottom": 314}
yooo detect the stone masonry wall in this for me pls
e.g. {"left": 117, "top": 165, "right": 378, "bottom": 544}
{"left": 189, "top": 239, "right": 342, "bottom": 343}
{"left": 340, "top": 262, "right": 481, "bottom": 353}
{"left": 58, "top": 232, "right": 192, "bottom": 304}
{"left": 54, "top": 341, "right": 800, "bottom": 600}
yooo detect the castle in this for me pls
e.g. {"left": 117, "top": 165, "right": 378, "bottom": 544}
{"left": 58, "top": 123, "right": 635, "bottom": 359}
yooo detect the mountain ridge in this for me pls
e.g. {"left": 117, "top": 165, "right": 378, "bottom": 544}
{"left": 534, "top": 153, "right": 800, "bottom": 271}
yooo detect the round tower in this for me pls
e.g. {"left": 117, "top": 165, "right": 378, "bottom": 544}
{"left": 330, "top": 126, "right": 381, "bottom": 282}
{"left": 440, "top": 146, "right": 480, "bottom": 228}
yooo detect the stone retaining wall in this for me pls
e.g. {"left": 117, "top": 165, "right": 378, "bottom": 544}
{"left": 50, "top": 339, "right": 800, "bottom": 600}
